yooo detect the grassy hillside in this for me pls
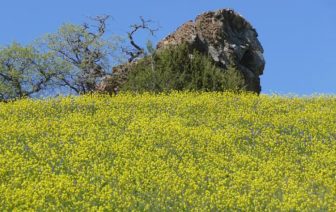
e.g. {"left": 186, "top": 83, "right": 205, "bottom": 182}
{"left": 0, "top": 92, "right": 336, "bottom": 210}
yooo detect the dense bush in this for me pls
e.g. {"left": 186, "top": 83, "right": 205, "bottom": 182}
{"left": 121, "top": 44, "right": 246, "bottom": 93}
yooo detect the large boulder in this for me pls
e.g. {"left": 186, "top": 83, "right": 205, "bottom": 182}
{"left": 157, "top": 9, "right": 265, "bottom": 93}
{"left": 97, "top": 9, "right": 265, "bottom": 94}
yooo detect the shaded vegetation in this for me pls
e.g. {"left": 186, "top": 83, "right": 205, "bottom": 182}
{"left": 121, "top": 44, "right": 246, "bottom": 93}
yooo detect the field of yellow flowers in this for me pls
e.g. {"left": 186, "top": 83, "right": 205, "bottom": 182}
{"left": 0, "top": 92, "right": 336, "bottom": 210}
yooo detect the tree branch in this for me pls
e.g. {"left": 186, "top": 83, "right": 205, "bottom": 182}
{"left": 124, "top": 17, "right": 159, "bottom": 62}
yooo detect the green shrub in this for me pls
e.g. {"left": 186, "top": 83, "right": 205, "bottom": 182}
{"left": 120, "top": 44, "right": 246, "bottom": 93}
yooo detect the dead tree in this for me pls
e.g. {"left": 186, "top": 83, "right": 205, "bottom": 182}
{"left": 123, "top": 17, "right": 159, "bottom": 63}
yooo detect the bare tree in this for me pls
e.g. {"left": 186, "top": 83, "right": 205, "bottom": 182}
{"left": 123, "top": 17, "right": 159, "bottom": 63}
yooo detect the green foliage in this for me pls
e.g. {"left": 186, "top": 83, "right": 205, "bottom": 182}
{"left": 121, "top": 44, "right": 246, "bottom": 93}
{"left": 40, "top": 16, "right": 123, "bottom": 94}
{"left": 222, "top": 64, "right": 246, "bottom": 92}
{"left": 0, "top": 43, "right": 62, "bottom": 101}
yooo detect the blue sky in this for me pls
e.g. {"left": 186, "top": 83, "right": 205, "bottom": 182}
{"left": 1, "top": 0, "right": 335, "bottom": 95}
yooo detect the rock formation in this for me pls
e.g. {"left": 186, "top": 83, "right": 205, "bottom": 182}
{"left": 96, "top": 64, "right": 129, "bottom": 95}
{"left": 97, "top": 8, "right": 265, "bottom": 94}
{"left": 157, "top": 9, "right": 265, "bottom": 93}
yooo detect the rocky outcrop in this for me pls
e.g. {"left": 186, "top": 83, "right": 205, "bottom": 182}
{"left": 157, "top": 9, "right": 265, "bottom": 93}
{"left": 97, "top": 8, "right": 265, "bottom": 94}
{"left": 96, "top": 63, "right": 130, "bottom": 94}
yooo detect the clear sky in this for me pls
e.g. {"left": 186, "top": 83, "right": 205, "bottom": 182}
{"left": 1, "top": 0, "right": 335, "bottom": 95}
